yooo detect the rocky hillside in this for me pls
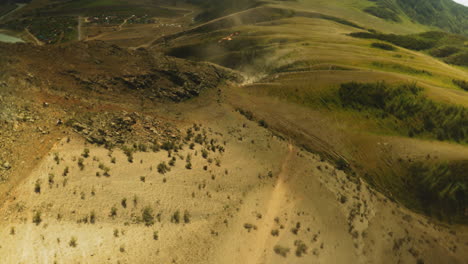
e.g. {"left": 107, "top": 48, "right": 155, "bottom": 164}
{"left": 0, "top": 41, "right": 241, "bottom": 102}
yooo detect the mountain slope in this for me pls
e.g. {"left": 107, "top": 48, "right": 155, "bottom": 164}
{"left": 365, "top": 0, "right": 468, "bottom": 34}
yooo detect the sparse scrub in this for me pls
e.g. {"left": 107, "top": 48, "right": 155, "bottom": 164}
{"left": 271, "top": 229, "right": 279, "bottom": 236}
{"left": 63, "top": 166, "right": 69, "bottom": 176}
{"left": 274, "top": 245, "right": 290, "bottom": 257}
{"left": 258, "top": 119, "right": 268, "bottom": 128}
{"left": 183, "top": 210, "right": 191, "bottom": 223}
{"left": 82, "top": 148, "right": 90, "bottom": 158}
{"left": 33, "top": 211, "right": 42, "bottom": 225}
{"left": 48, "top": 174, "right": 55, "bottom": 188}
{"left": 110, "top": 206, "right": 118, "bottom": 218}
{"left": 34, "top": 180, "right": 41, "bottom": 194}
{"left": 157, "top": 162, "right": 170, "bottom": 174}
{"left": 169, "top": 157, "right": 176, "bottom": 167}
{"left": 90, "top": 211, "right": 96, "bottom": 224}
{"left": 142, "top": 206, "right": 154, "bottom": 226}
{"left": 69, "top": 237, "right": 77, "bottom": 247}
{"left": 137, "top": 143, "right": 148, "bottom": 152}
{"left": 78, "top": 158, "right": 85, "bottom": 170}
{"left": 244, "top": 223, "right": 257, "bottom": 232}
{"left": 201, "top": 149, "right": 209, "bottom": 159}
{"left": 171, "top": 210, "right": 180, "bottom": 224}
{"left": 54, "top": 153, "right": 60, "bottom": 165}
{"left": 122, "top": 146, "right": 134, "bottom": 163}
{"left": 294, "top": 240, "right": 308, "bottom": 257}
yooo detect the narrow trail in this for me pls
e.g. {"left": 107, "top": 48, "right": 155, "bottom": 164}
{"left": 24, "top": 28, "right": 43, "bottom": 46}
{"left": 77, "top": 16, "right": 83, "bottom": 41}
{"left": 118, "top": 15, "right": 135, "bottom": 31}
{"left": 248, "top": 143, "right": 295, "bottom": 264}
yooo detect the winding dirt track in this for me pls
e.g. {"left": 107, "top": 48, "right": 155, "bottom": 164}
{"left": 248, "top": 144, "right": 295, "bottom": 264}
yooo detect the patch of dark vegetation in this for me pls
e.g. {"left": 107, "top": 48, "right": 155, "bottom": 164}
{"left": 349, "top": 31, "right": 436, "bottom": 51}
{"left": 430, "top": 46, "right": 460, "bottom": 58}
{"left": 294, "top": 11, "right": 364, "bottom": 29}
{"left": 453, "top": 79, "right": 468, "bottom": 91}
{"left": 364, "top": 5, "right": 401, "bottom": 22}
{"left": 371, "top": 62, "right": 432, "bottom": 76}
{"left": 142, "top": 206, "right": 154, "bottom": 226}
{"left": 339, "top": 82, "right": 468, "bottom": 143}
{"left": 445, "top": 51, "right": 468, "bottom": 67}
{"left": 403, "top": 160, "right": 468, "bottom": 223}
{"left": 371, "top": 42, "right": 396, "bottom": 51}
{"left": 350, "top": 30, "right": 468, "bottom": 66}
{"left": 294, "top": 240, "right": 308, "bottom": 257}
{"left": 236, "top": 108, "right": 269, "bottom": 128}
{"left": 274, "top": 245, "right": 290, "bottom": 257}
{"left": 395, "top": 0, "right": 468, "bottom": 35}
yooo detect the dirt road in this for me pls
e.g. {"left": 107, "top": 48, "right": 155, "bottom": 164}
{"left": 248, "top": 144, "right": 295, "bottom": 264}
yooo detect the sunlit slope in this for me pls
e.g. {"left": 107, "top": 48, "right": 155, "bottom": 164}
{"left": 152, "top": 1, "right": 468, "bottom": 223}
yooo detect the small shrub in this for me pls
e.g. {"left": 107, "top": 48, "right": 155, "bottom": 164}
{"left": 171, "top": 210, "right": 180, "bottom": 224}
{"left": 271, "top": 229, "right": 279, "bottom": 236}
{"left": 201, "top": 149, "right": 209, "bottom": 159}
{"left": 161, "top": 141, "right": 175, "bottom": 151}
{"left": 53, "top": 153, "right": 60, "bottom": 165}
{"left": 90, "top": 211, "right": 96, "bottom": 224}
{"left": 122, "top": 146, "right": 134, "bottom": 163}
{"left": 183, "top": 210, "right": 190, "bottom": 223}
{"left": 142, "top": 206, "right": 154, "bottom": 226}
{"left": 137, "top": 143, "right": 148, "bottom": 152}
{"left": 169, "top": 157, "right": 176, "bottom": 167}
{"left": 78, "top": 158, "right": 85, "bottom": 170}
{"left": 63, "top": 167, "right": 69, "bottom": 176}
{"left": 258, "top": 119, "right": 268, "bottom": 128}
{"left": 157, "top": 162, "right": 170, "bottom": 174}
{"left": 69, "top": 237, "right": 77, "bottom": 247}
{"left": 294, "top": 240, "right": 308, "bottom": 257}
{"left": 273, "top": 245, "right": 290, "bottom": 257}
{"left": 140, "top": 176, "right": 146, "bottom": 183}
{"left": 153, "top": 231, "right": 159, "bottom": 240}
{"left": 33, "top": 211, "right": 42, "bottom": 225}
{"left": 185, "top": 162, "right": 192, "bottom": 170}
{"left": 82, "top": 148, "right": 90, "bottom": 158}
{"left": 48, "top": 174, "right": 55, "bottom": 187}
{"left": 110, "top": 207, "right": 117, "bottom": 218}
{"left": 121, "top": 198, "right": 127, "bottom": 208}
{"left": 34, "top": 180, "right": 41, "bottom": 194}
